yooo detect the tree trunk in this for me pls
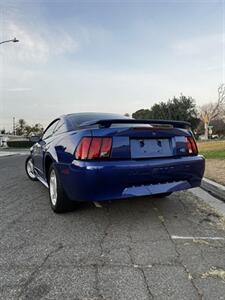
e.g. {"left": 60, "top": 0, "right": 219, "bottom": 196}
{"left": 204, "top": 122, "right": 209, "bottom": 140}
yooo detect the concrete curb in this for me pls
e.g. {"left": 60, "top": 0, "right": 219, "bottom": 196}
{"left": 201, "top": 178, "right": 225, "bottom": 201}
{"left": 190, "top": 187, "right": 225, "bottom": 219}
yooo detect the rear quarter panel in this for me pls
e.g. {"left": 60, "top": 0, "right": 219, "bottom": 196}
{"left": 49, "top": 130, "right": 92, "bottom": 164}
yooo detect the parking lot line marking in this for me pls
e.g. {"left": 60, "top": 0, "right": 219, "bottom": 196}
{"left": 171, "top": 235, "right": 225, "bottom": 240}
{"left": 93, "top": 201, "right": 103, "bottom": 208}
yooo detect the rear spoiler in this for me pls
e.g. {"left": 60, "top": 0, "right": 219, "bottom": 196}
{"left": 80, "top": 119, "right": 191, "bottom": 129}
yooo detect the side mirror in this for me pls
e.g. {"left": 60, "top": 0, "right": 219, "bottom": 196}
{"left": 30, "top": 135, "right": 41, "bottom": 143}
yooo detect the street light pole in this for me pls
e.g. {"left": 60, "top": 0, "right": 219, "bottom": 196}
{"left": 0, "top": 38, "right": 19, "bottom": 136}
{"left": 0, "top": 37, "right": 19, "bottom": 45}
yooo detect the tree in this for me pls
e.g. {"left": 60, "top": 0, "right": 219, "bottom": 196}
{"left": 16, "top": 119, "right": 44, "bottom": 136}
{"left": 16, "top": 119, "right": 26, "bottom": 135}
{"left": 31, "top": 123, "right": 44, "bottom": 135}
{"left": 124, "top": 113, "right": 130, "bottom": 117}
{"left": 0, "top": 129, "right": 5, "bottom": 134}
{"left": 132, "top": 95, "right": 200, "bottom": 129}
{"left": 199, "top": 84, "right": 225, "bottom": 139}
{"left": 210, "top": 119, "right": 225, "bottom": 136}
{"left": 24, "top": 123, "right": 44, "bottom": 136}
{"left": 132, "top": 109, "right": 151, "bottom": 119}
{"left": 24, "top": 125, "right": 32, "bottom": 136}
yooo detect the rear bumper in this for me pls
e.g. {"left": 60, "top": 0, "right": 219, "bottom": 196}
{"left": 57, "top": 155, "right": 205, "bottom": 202}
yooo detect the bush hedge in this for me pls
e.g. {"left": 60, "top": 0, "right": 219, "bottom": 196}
{"left": 7, "top": 141, "right": 35, "bottom": 148}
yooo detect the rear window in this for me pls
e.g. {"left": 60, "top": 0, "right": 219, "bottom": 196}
{"left": 66, "top": 113, "right": 129, "bottom": 129}
{"left": 66, "top": 113, "right": 175, "bottom": 130}
{"left": 110, "top": 124, "right": 152, "bottom": 128}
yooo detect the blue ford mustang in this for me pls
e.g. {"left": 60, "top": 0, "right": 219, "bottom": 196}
{"left": 25, "top": 112, "right": 205, "bottom": 213}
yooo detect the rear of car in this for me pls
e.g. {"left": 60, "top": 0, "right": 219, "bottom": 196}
{"left": 58, "top": 114, "right": 205, "bottom": 202}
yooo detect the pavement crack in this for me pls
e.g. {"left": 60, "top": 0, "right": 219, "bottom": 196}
{"left": 127, "top": 210, "right": 154, "bottom": 299}
{"left": 94, "top": 264, "right": 104, "bottom": 300}
{"left": 17, "top": 243, "right": 63, "bottom": 298}
{"left": 139, "top": 268, "right": 154, "bottom": 299}
{"left": 128, "top": 233, "right": 135, "bottom": 265}
{"left": 152, "top": 202, "right": 203, "bottom": 300}
{"left": 99, "top": 207, "right": 111, "bottom": 263}
{"left": 180, "top": 262, "right": 203, "bottom": 299}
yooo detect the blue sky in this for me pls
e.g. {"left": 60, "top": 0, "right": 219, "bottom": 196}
{"left": 0, "top": 0, "right": 224, "bottom": 130}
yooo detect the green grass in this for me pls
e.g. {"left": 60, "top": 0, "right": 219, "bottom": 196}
{"left": 197, "top": 140, "right": 225, "bottom": 159}
{"left": 200, "top": 150, "right": 225, "bottom": 159}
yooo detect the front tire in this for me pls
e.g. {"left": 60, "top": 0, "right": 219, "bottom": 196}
{"left": 25, "top": 155, "right": 38, "bottom": 181}
{"left": 48, "top": 164, "right": 75, "bottom": 213}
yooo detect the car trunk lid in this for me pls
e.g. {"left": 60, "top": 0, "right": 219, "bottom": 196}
{"left": 89, "top": 126, "right": 192, "bottom": 160}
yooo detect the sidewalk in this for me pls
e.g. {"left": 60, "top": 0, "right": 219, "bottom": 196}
{"left": 0, "top": 148, "right": 29, "bottom": 157}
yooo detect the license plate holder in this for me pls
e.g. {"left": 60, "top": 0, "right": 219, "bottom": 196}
{"left": 130, "top": 138, "right": 172, "bottom": 158}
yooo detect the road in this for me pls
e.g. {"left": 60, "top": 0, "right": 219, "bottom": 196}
{"left": 1, "top": 155, "right": 225, "bottom": 300}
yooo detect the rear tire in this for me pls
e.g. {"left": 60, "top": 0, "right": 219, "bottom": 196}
{"left": 25, "top": 155, "right": 38, "bottom": 181}
{"left": 48, "top": 164, "right": 76, "bottom": 213}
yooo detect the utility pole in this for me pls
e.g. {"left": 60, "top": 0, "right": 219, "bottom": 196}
{"left": 13, "top": 117, "right": 16, "bottom": 135}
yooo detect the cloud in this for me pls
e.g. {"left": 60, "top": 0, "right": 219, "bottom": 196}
{"left": 0, "top": 65, "right": 219, "bottom": 131}
{"left": 205, "top": 64, "right": 225, "bottom": 71}
{"left": 172, "top": 33, "right": 224, "bottom": 56}
{"left": 0, "top": 21, "right": 80, "bottom": 64}
{"left": 4, "top": 87, "right": 31, "bottom": 92}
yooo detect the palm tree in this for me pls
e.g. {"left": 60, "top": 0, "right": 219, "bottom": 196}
{"left": 16, "top": 119, "right": 26, "bottom": 135}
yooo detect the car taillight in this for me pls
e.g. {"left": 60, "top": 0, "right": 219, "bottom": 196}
{"left": 186, "top": 137, "right": 198, "bottom": 155}
{"left": 88, "top": 138, "right": 102, "bottom": 159}
{"left": 75, "top": 137, "right": 112, "bottom": 160}
{"left": 99, "top": 137, "right": 112, "bottom": 158}
{"left": 75, "top": 137, "right": 92, "bottom": 160}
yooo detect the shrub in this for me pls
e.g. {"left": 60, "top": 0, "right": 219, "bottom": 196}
{"left": 7, "top": 141, "right": 35, "bottom": 148}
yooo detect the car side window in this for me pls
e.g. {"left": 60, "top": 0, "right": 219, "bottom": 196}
{"left": 42, "top": 120, "right": 59, "bottom": 140}
{"left": 54, "top": 119, "right": 67, "bottom": 135}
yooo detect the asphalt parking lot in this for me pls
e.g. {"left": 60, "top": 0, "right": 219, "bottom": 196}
{"left": 1, "top": 155, "right": 225, "bottom": 300}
